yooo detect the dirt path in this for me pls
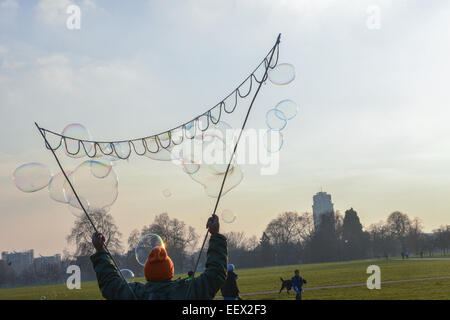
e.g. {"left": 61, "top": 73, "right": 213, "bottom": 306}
{"left": 238, "top": 275, "right": 450, "bottom": 297}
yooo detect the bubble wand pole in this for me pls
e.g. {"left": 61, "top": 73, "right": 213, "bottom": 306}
{"left": 186, "top": 33, "right": 281, "bottom": 299}
{"left": 34, "top": 122, "right": 138, "bottom": 300}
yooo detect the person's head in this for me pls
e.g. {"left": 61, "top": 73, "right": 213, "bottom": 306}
{"left": 187, "top": 271, "right": 194, "bottom": 278}
{"left": 227, "top": 264, "right": 235, "bottom": 272}
{"left": 144, "top": 246, "right": 174, "bottom": 282}
{"left": 294, "top": 269, "right": 299, "bottom": 276}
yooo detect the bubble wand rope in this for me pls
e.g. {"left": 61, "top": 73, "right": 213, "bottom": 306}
{"left": 34, "top": 122, "right": 138, "bottom": 300}
{"left": 185, "top": 33, "right": 281, "bottom": 299}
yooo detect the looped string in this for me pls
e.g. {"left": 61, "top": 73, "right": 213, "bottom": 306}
{"left": 38, "top": 40, "right": 280, "bottom": 161}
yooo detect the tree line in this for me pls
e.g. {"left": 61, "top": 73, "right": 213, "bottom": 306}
{"left": 1, "top": 208, "right": 449, "bottom": 287}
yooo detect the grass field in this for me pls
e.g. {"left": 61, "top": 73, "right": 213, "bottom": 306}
{"left": 1, "top": 258, "right": 449, "bottom": 300}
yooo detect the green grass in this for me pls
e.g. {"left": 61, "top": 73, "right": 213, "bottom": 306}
{"left": 1, "top": 258, "right": 450, "bottom": 300}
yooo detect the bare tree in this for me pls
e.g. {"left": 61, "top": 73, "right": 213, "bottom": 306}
{"left": 66, "top": 209, "right": 123, "bottom": 257}
{"left": 127, "top": 228, "right": 140, "bottom": 252}
{"left": 387, "top": 211, "right": 411, "bottom": 240}
{"left": 265, "top": 211, "right": 313, "bottom": 245}
{"left": 141, "top": 213, "right": 199, "bottom": 272}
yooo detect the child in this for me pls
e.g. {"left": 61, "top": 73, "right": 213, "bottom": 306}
{"left": 90, "top": 214, "right": 227, "bottom": 300}
{"left": 292, "top": 269, "right": 307, "bottom": 300}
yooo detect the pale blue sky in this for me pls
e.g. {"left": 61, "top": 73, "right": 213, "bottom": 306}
{"left": 1, "top": 0, "right": 450, "bottom": 255}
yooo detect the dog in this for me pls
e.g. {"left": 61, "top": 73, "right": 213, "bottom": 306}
{"left": 279, "top": 277, "right": 293, "bottom": 294}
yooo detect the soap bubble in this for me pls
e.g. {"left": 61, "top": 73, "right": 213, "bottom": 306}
{"left": 268, "top": 63, "right": 295, "bottom": 85}
{"left": 190, "top": 164, "right": 243, "bottom": 198}
{"left": 68, "top": 196, "right": 89, "bottom": 218}
{"left": 89, "top": 161, "right": 112, "bottom": 179}
{"left": 184, "top": 120, "right": 242, "bottom": 197}
{"left": 61, "top": 123, "right": 92, "bottom": 158}
{"left": 275, "top": 99, "right": 298, "bottom": 120}
{"left": 162, "top": 188, "right": 172, "bottom": 197}
{"left": 13, "top": 163, "right": 53, "bottom": 193}
{"left": 266, "top": 109, "right": 287, "bottom": 131}
{"left": 48, "top": 170, "right": 72, "bottom": 203}
{"left": 221, "top": 209, "right": 236, "bottom": 223}
{"left": 135, "top": 233, "right": 165, "bottom": 266}
{"left": 63, "top": 160, "right": 119, "bottom": 213}
{"left": 263, "top": 129, "right": 284, "bottom": 153}
{"left": 120, "top": 269, "right": 135, "bottom": 279}
{"left": 182, "top": 160, "right": 200, "bottom": 175}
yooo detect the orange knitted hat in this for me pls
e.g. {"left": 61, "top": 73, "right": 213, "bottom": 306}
{"left": 144, "top": 246, "right": 174, "bottom": 282}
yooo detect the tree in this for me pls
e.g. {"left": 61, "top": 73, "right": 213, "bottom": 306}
{"left": 433, "top": 225, "right": 450, "bottom": 255}
{"left": 264, "top": 212, "right": 313, "bottom": 246}
{"left": 141, "top": 213, "right": 198, "bottom": 272}
{"left": 309, "top": 212, "right": 338, "bottom": 262}
{"left": 342, "top": 208, "right": 369, "bottom": 260}
{"left": 66, "top": 209, "right": 123, "bottom": 257}
{"left": 127, "top": 229, "right": 140, "bottom": 252}
{"left": 405, "top": 217, "right": 424, "bottom": 255}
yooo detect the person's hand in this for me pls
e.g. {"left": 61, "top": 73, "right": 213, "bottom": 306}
{"left": 92, "top": 232, "right": 105, "bottom": 251}
{"left": 206, "top": 214, "right": 220, "bottom": 234}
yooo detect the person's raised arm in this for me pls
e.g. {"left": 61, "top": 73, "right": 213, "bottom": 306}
{"left": 90, "top": 232, "right": 143, "bottom": 300}
{"left": 187, "top": 214, "right": 227, "bottom": 299}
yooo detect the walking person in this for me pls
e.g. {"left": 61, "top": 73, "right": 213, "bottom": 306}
{"left": 221, "top": 264, "right": 240, "bottom": 300}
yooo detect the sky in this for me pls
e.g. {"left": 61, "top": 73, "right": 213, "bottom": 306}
{"left": 1, "top": 0, "right": 450, "bottom": 256}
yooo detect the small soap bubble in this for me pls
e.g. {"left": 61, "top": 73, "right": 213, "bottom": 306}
{"left": 268, "top": 63, "right": 295, "bottom": 85}
{"left": 135, "top": 234, "right": 165, "bottom": 266}
{"left": 221, "top": 209, "right": 237, "bottom": 223}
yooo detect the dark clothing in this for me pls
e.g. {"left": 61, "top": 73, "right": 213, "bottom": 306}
{"left": 221, "top": 270, "right": 239, "bottom": 298}
{"left": 90, "top": 233, "right": 227, "bottom": 300}
{"left": 292, "top": 275, "right": 307, "bottom": 300}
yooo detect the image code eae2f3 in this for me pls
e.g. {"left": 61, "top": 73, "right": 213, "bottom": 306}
{"left": 1, "top": 0, "right": 450, "bottom": 313}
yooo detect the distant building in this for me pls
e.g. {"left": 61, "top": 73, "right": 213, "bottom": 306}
{"left": 34, "top": 254, "right": 61, "bottom": 268}
{"left": 312, "top": 191, "right": 334, "bottom": 229}
{"left": 1, "top": 250, "right": 34, "bottom": 273}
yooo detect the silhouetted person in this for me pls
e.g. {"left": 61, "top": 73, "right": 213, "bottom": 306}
{"left": 90, "top": 214, "right": 227, "bottom": 299}
{"left": 187, "top": 271, "right": 194, "bottom": 281}
{"left": 292, "top": 269, "right": 307, "bottom": 300}
{"left": 221, "top": 264, "right": 240, "bottom": 300}
{"left": 401, "top": 251, "right": 405, "bottom": 260}
{"left": 420, "top": 251, "right": 423, "bottom": 259}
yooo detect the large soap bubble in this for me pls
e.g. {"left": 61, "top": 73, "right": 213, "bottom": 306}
{"left": 275, "top": 99, "right": 298, "bottom": 120}
{"left": 268, "top": 63, "right": 295, "bottom": 85}
{"left": 135, "top": 234, "right": 165, "bottom": 266}
{"left": 63, "top": 160, "right": 118, "bottom": 213}
{"left": 61, "top": 123, "right": 92, "bottom": 158}
{"left": 13, "top": 163, "right": 53, "bottom": 193}
{"left": 68, "top": 196, "right": 89, "bottom": 218}
{"left": 189, "top": 164, "right": 243, "bottom": 198}
{"left": 48, "top": 170, "right": 72, "bottom": 203}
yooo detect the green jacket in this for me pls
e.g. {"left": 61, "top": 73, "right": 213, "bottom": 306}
{"left": 90, "top": 233, "right": 227, "bottom": 300}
